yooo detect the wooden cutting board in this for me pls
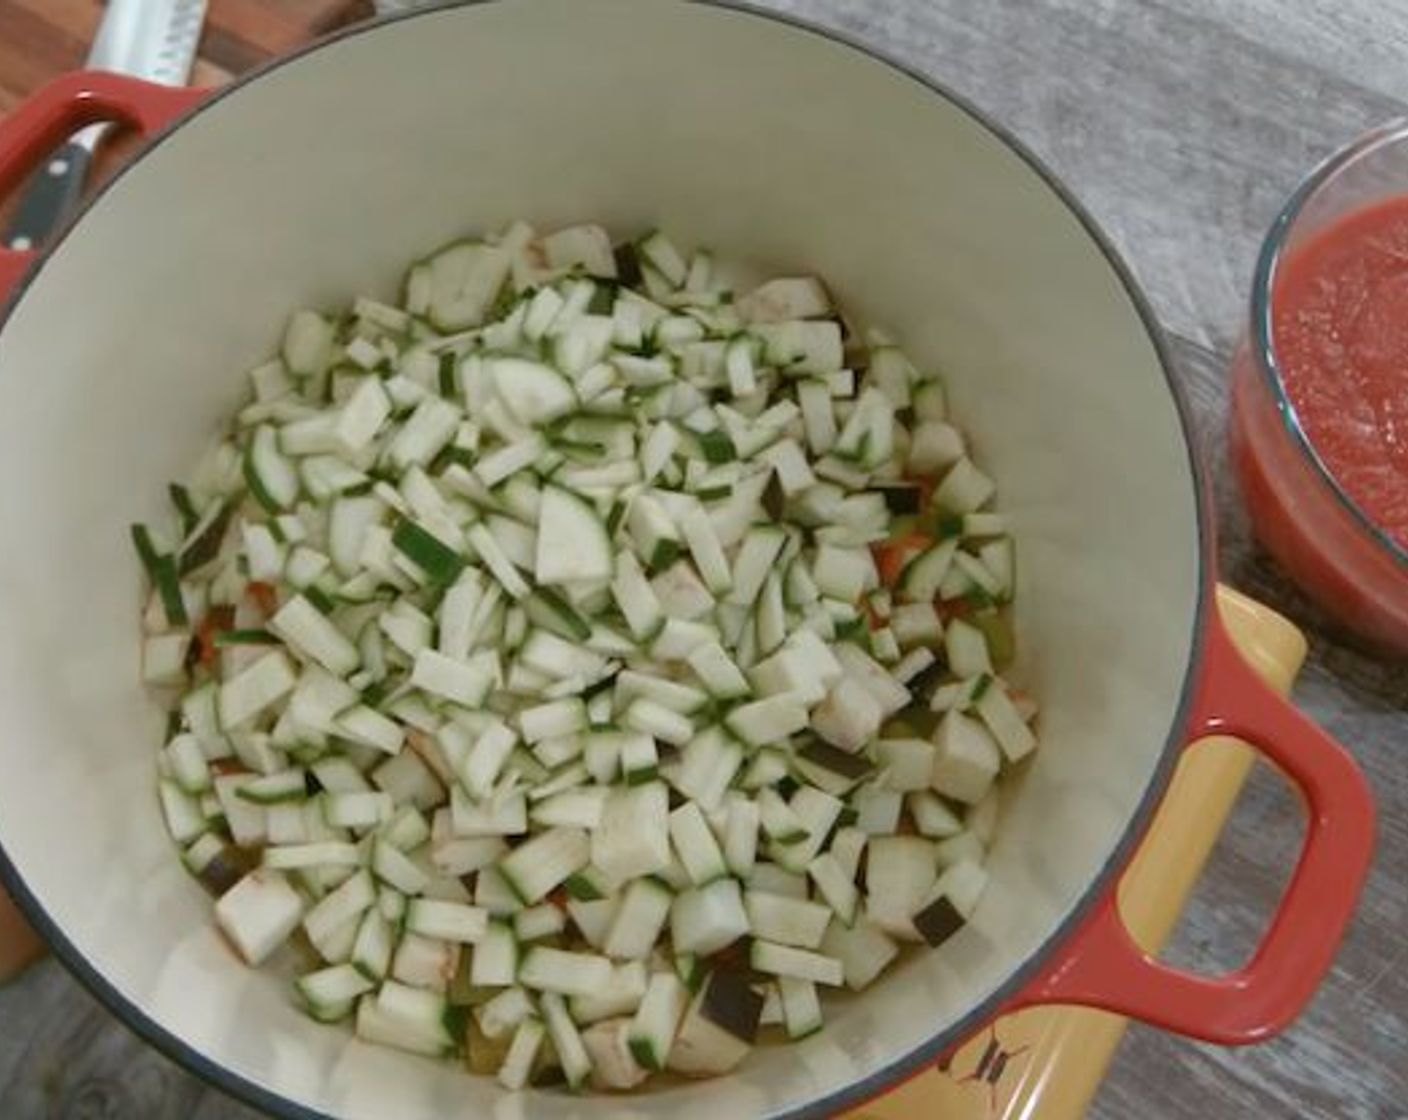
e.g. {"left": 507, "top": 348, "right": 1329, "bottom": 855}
{"left": 0, "top": 1, "right": 376, "bottom": 241}
{"left": 0, "top": 0, "right": 373, "bottom": 116}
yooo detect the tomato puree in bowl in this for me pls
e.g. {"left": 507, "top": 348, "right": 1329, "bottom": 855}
{"left": 1273, "top": 197, "right": 1408, "bottom": 550}
{"left": 1231, "top": 190, "right": 1408, "bottom": 653}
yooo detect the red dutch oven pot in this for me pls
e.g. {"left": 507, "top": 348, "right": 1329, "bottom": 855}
{"left": 0, "top": 5, "right": 1375, "bottom": 1119}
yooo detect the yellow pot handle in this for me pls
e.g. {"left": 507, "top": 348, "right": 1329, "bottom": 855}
{"left": 0, "top": 887, "right": 43, "bottom": 984}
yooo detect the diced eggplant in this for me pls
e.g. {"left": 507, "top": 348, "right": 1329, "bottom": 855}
{"left": 794, "top": 738, "right": 874, "bottom": 795}
{"left": 667, "top": 970, "right": 763, "bottom": 1075}
{"left": 912, "top": 893, "right": 966, "bottom": 948}
{"left": 191, "top": 841, "right": 257, "bottom": 898}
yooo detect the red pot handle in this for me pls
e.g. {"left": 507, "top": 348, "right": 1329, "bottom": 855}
{"left": 1015, "top": 614, "right": 1375, "bottom": 1043}
{"left": 0, "top": 71, "right": 205, "bottom": 303}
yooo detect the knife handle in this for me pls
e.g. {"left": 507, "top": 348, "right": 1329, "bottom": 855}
{"left": 3, "top": 138, "right": 95, "bottom": 251}
{"left": 0, "top": 72, "right": 205, "bottom": 302}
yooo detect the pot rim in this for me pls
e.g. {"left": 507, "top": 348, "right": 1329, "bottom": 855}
{"left": 0, "top": 2, "right": 1210, "bottom": 1116}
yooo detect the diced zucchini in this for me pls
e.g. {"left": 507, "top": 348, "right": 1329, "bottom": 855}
{"left": 214, "top": 869, "right": 306, "bottom": 965}
{"left": 935, "top": 829, "right": 985, "bottom": 870}
{"left": 668, "top": 802, "right": 727, "bottom": 886}
{"left": 603, "top": 878, "right": 674, "bottom": 961}
{"left": 744, "top": 891, "right": 831, "bottom": 949}
{"left": 497, "top": 1016, "right": 547, "bottom": 1090}
{"left": 850, "top": 786, "right": 903, "bottom": 836}
{"left": 405, "top": 898, "right": 490, "bottom": 943}
{"left": 820, "top": 918, "right": 899, "bottom": 991}
{"left": 973, "top": 679, "right": 1037, "bottom": 762}
{"left": 724, "top": 695, "right": 809, "bottom": 747}
{"left": 372, "top": 835, "right": 430, "bottom": 894}
{"left": 471, "top": 919, "right": 520, "bottom": 987}
{"left": 778, "top": 976, "right": 823, "bottom": 1040}
{"left": 810, "top": 677, "right": 884, "bottom": 754}
{"left": 931, "top": 709, "right": 1001, "bottom": 805}
{"left": 677, "top": 503, "right": 732, "bottom": 595}
{"left": 363, "top": 980, "right": 455, "bottom": 1056}
{"left": 139, "top": 225, "right": 1037, "bottom": 1087}
{"left": 723, "top": 796, "right": 760, "bottom": 878}
{"left": 351, "top": 907, "right": 394, "bottom": 981}
{"left": 592, "top": 782, "right": 671, "bottom": 882}
{"left": 628, "top": 971, "right": 688, "bottom": 1072}
{"left": 541, "top": 991, "right": 593, "bottom": 1088}
{"left": 239, "top": 769, "right": 310, "bottom": 807}
{"left": 684, "top": 641, "right": 750, "bottom": 700}
{"left": 450, "top": 786, "right": 528, "bottom": 839}
{"left": 659, "top": 720, "right": 732, "bottom": 800}
{"left": 793, "top": 739, "right": 873, "bottom": 797}
{"left": 475, "top": 983, "right": 533, "bottom": 1037}
{"left": 622, "top": 698, "right": 694, "bottom": 747}
{"left": 834, "top": 642, "right": 912, "bottom": 717}
{"left": 669, "top": 877, "right": 749, "bottom": 956}
{"left": 455, "top": 717, "right": 518, "bottom": 800}
{"left": 727, "top": 526, "right": 787, "bottom": 606}
{"left": 218, "top": 650, "right": 298, "bottom": 729}
{"left": 627, "top": 494, "right": 682, "bottom": 573}
{"left": 807, "top": 853, "right": 860, "bottom": 925}
{"left": 423, "top": 241, "right": 510, "bottom": 331}
{"left": 535, "top": 484, "right": 613, "bottom": 586}
{"left": 637, "top": 231, "right": 688, "bottom": 287}
{"left": 933, "top": 457, "right": 995, "bottom": 514}
{"left": 864, "top": 835, "right": 937, "bottom": 941}
{"left": 876, "top": 738, "right": 935, "bottom": 792}
{"left": 270, "top": 595, "right": 359, "bottom": 676}
{"left": 897, "top": 539, "right": 958, "bottom": 603}
{"left": 160, "top": 780, "right": 207, "bottom": 844}
{"left": 498, "top": 826, "right": 590, "bottom": 904}
{"left": 909, "top": 792, "right": 965, "bottom": 842}
{"left": 390, "top": 932, "right": 459, "bottom": 990}
{"left": 520, "top": 946, "right": 614, "bottom": 998}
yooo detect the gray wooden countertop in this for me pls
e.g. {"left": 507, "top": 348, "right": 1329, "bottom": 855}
{"left": 2, "top": 2, "right": 1406, "bottom": 1117}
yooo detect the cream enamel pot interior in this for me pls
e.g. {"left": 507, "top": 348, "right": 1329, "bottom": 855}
{"left": 0, "top": 3, "right": 1375, "bottom": 1118}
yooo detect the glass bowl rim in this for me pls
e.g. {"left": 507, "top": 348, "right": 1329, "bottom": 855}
{"left": 1250, "top": 118, "right": 1408, "bottom": 578}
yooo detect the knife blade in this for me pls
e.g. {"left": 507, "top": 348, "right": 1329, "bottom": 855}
{"left": 3, "top": 0, "right": 208, "bottom": 251}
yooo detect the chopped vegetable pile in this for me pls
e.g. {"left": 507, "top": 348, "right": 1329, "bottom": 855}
{"left": 136, "top": 221, "right": 1037, "bottom": 1091}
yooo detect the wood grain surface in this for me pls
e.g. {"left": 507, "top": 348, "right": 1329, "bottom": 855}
{"left": 0, "top": 2, "right": 1405, "bottom": 1118}
{"left": 0, "top": 0, "right": 368, "bottom": 106}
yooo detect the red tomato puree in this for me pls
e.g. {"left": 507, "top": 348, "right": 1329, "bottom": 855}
{"left": 1272, "top": 196, "right": 1408, "bottom": 549}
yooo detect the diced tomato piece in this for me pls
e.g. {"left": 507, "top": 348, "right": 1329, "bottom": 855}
{"left": 706, "top": 939, "right": 766, "bottom": 985}
{"left": 872, "top": 532, "right": 932, "bottom": 587}
{"left": 247, "top": 581, "right": 279, "bottom": 616}
{"left": 210, "top": 759, "right": 247, "bottom": 777}
{"left": 194, "top": 606, "right": 235, "bottom": 667}
{"left": 904, "top": 473, "right": 935, "bottom": 508}
{"left": 938, "top": 598, "right": 973, "bottom": 623}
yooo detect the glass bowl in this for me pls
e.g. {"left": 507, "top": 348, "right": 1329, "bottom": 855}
{"left": 1230, "top": 120, "right": 1408, "bottom": 655}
